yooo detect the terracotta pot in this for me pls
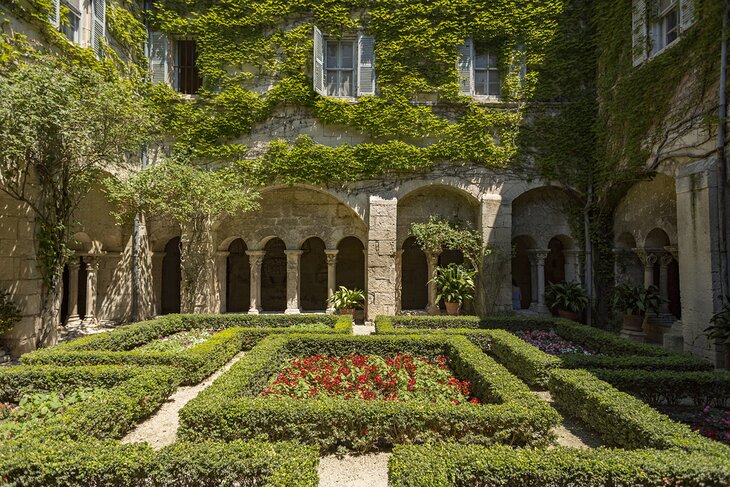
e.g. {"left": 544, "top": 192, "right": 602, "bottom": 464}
{"left": 445, "top": 302, "right": 461, "bottom": 316}
{"left": 622, "top": 314, "right": 644, "bottom": 332}
{"left": 557, "top": 309, "right": 579, "bottom": 321}
{"left": 338, "top": 308, "right": 355, "bottom": 316}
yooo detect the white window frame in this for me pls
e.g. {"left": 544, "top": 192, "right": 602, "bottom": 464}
{"left": 313, "top": 27, "right": 376, "bottom": 99}
{"left": 633, "top": 0, "right": 695, "bottom": 66}
{"left": 61, "top": 0, "right": 83, "bottom": 45}
{"left": 651, "top": 0, "right": 679, "bottom": 56}
{"left": 325, "top": 38, "right": 357, "bottom": 98}
{"left": 473, "top": 47, "right": 501, "bottom": 98}
{"left": 458, "top": 39, "right": 505, "bottom": 101}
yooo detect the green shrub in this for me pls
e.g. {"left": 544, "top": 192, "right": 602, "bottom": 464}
{"left": 588, "top": 368, "right": 730, "bottom": 406}
{"left": 21, "top": 315, "right": 352, "bottom": 385}
{"left": 178, "top": 334, "right": 560, "bottom": 453}
{"left": 0, "top": 438, "right": 319, "bottom": 486}
{"left": 562, "top": 353, "right": 714, "bottom": 371}
{"left": 485, "top": 329, "right": 561, "bottom": 388}
{"left": 389, "top": 443, "right": 730, "bottom": 487}
{"left": 549, "top": 369, "right": 728, "bottom": 455}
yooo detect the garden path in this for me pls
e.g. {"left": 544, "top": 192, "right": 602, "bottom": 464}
{"left": 533, "top": 391, "right": 602, "bottom": 448}
{"left": 353, "top": 322, "right": 376, "bottom": 335}
{"left": 318, "top": 453, "right": 390, "bottom": 487}
{"left": 121, "top": 351, "right": 246, "bottom": 449}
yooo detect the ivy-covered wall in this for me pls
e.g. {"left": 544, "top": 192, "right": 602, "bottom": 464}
{"left": 146, "top": 0, "right": 594, "bottom": 186}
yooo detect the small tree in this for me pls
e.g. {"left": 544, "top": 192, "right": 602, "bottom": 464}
{"left": 106, "top": 159, "right": 259, "bottom": 313}
{"left": 0, "top": 45, "right": 151, "bottom": 346}
{"left": 410, "top": 216, "right": 494, "bottom": 313}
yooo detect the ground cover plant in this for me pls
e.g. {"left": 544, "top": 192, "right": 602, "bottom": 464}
{"left": 261, "top": 354, "right": 478, "bottom": 404}
{"left": 136, "top": 329, "right": 219, "bottom": 353}
{"left": 178, "top": 333, "right": 560, "bottom": 452}
{"left": 514, "top": 329, "right": 594, "bottom": 356}
{"left": 658, "top": 405, "right": 730, "bottom": 446}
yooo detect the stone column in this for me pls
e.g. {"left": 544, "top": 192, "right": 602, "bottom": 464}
{"left": 425, "top": 250, "right": 441, "bottom": 315}
{"left": 634, "top": 248, "right": 657, "bottom": 289}
{"left": 658, "top": 253, "right": 673, "bottom": 315}
{"left": 528, "top": 249, "right": 549, "bottom": 313}
{"left": 151, "top": 252, "right": 166, "bottom": 316}
{"left": 366, "top": 195, "right": 398, "bottom": 319}
{"left": 65, "top": 259, "right": 81, "bottom": 326}
{"left": 81, "top": 256, "right": 100, "bottom": 327}
{"left": 246, "top": 250, "right": 265, "bottom": 314}
{"left": 215, "top": 251, "right": 230, "bottom": 313}
{"left": 528, "top": 253, "right": 538, "bottom": 306}
{"left": 564, "top": 250, "right": 582, "bottom": 283}
{"left": 284, "top": 250, "right": 304, "bottom": 314}
{"left": 325, "top": 250, "right": 339, "bottom": 314}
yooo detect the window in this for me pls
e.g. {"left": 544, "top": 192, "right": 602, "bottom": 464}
{"left": 652, "top": 0, "right": 679, "bottom": 54}
{"left": 61, "top": 0, "right": 82, "bottom": 44}
{"left": 313, "top": 27, "right": 376, "bottom": 98}
{"left": 174, "top": 40, "right": 203, "bottom": 95}
{"left": 632, "top": 0, "right": 695, "bottom": 66}
{"left": 474, "top": 48, "right": 501, "bottom": 97}
{"left": 458, "top": 39, "right": 506, "bottom": 98}
{"left": 326, "top": 40, "right": 356, "bottom": 97}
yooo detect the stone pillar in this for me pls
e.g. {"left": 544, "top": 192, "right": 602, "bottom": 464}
{"left": 151, "top": 252, "right": 166, "bottom": 316}
{"left": 658, "top": 253, "right": 673, "bottom": 315}
{"left": 528, "top": 249, "right": 549, "bottom": 313}
{"left": 65, "top": 259, "right": 81, "bottom": 326}
{"left": 564, "top": 250, "right": 582, "bottom": 283}
{"left": 325, "top": 250, "right": 338, "bottom": 314}
{"left": 284, "top": 250, "right": 304, "bottom": 314}
{"left": 81, "top": 256, "right": 100, "bottom": 327}
{"left": 215, "top": 251, "right": 230, "bottom": 313}
{"left": 528, "top": 254, "right": 538, "bottom": 306}
{"left": 246, "top": 250, "right": 265, "bottom": 314}
{"left": 479, "top": 194, "right": 513, "bottom": 313}
{"left": 425, "top": 251, "right": 441, "bottom": 315}
{"left": 366, "top": 195, "right": 398, "bottom": 319}
{"left": 634, "top": 248, "right": 657, "bottom": 289}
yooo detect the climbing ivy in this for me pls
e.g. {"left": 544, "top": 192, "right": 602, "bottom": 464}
{"left": 146, "top": 0, "right": 567, "bottom": 177}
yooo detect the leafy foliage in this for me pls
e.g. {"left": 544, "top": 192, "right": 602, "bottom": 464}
{"left": 705, "top": 296, "right": 730, "bottom": 345}
{"left": 544, "top": 281, "right": 590, "bottom": 313}
{"left": 327, "top": 286, "right": 365, "bottom": 310}
{"left": 611, "top": 283, "right": 663, "bottom": 316}
{"left": 0, "top": 291, "right": 21, "bottom": 336}
{"left": 432, "top": 264, "right": 476, "bottom": 304}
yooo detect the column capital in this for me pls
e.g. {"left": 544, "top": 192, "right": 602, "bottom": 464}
{"left": 284, "top": 250, "right": 305, "bottom": 257}
{"left": 215, "top": 251, "right": 230, "bottom": 258}
{"left": 83, "top": 255, "right": 101, "bottom": 270}
{"left": 633, "top": 247, "right": 658, "bottom": 267}
{"left": 325, "top": 249, "right": 339, "bottom": 265}
{"left": 659, "top": 252, "right": 674, "bottom": 267}
{"left": 67, "top": 259, "right": 81, "bottom": 271}
{"left": 246, "top": 250, "right": 266, "bottom": 266}
{"left": 528, "top": 249, "right": 550, "bottom": 262}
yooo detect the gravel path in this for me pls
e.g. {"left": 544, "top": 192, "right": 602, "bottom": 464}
{"left": 121, "top": 352, "right": 246, "bottom": 449}
{"left": 533, "top": 390, "right": 602, "bottom": 448}
{"left": 352, "top": 323, "right": 375, "bottom": 335}
{"left": 318, "top": 453, "right": 390, "bottom": 487}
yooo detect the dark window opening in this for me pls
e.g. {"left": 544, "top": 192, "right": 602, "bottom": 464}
{"left": 175, "top": 40, "right": 202, "bottom": 95}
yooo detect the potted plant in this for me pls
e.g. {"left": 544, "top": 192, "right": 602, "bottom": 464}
{"left": 545, "top": 281, "right": 589, "bottom": 320}
{"left": 432, "top": 264, "right": 475, "bottom": 316}
{"left": 328, "top": 286, "right": 365, "bottom": 316}
{"left": 611, "top": 283, "right": 663, "bottom": 335}
{"left": 704, "top": 297, "right": 730, "bottom": 369}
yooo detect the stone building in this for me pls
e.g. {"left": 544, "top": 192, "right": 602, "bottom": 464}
{"left": 0, "top": 0, "right": 727, "bottom": 367}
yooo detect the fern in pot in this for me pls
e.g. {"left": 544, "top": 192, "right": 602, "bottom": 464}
{"left": 431, "top": 264, "right": 475, "bottom": 316}
{"left": 545, "top": 281, "right": 589, "bottom": 321}
{"left": 611, "top": 283, "right": 663, "bottom": 334}
{"left": 328, "top": 286, "right": 365, "bottom": 316}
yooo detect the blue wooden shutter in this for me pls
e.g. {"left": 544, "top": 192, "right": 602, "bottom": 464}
{"left": 92, "top": 0, "right": 106, "bottom": 58}
{"left": 632, "top": 0, "right": 647, "bottom": 66}
{"left": 313, "top": 26, "right": 325, "bottom": 96}
{"left": 149, "top": 31, "right": 168, "bottom": 85}
{"left": 457, "top": 39, "right": 474, "bottom": 95}
{"left": 679, "top": 0, "right": 696, "bottom": 32}
{"left": 49, "top": 0, "right": 60, "bottom": 28}
{"left": 357, "top": 34, "right": 376, "bottom": 96}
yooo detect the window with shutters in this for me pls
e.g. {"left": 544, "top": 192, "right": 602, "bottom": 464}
{"left": 61, "top": 0, "right": 82, "bottom": 44}
{"left": 313, "top": 28, "right": 376, "bottom": 98}
{"left": 474, "top": 48, "right": 500, "bottom": 97}
{"left": 91, "top": 0, "right": 106, "bottom": 58}
{"left": 174, "top": 40, "right": 203, "bottom": 95}
{"left": 633, "top": 0, "right": 695, "bottom": 65}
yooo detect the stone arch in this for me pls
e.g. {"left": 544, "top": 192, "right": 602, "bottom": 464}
{"left": 400, "top": 236, "right": 428, "bottom": 311}
{"left": 511, "top": 187, "right": 575, "bottom": 249}
{"left": 396, "top": 184, "right": 480, "bottom": 249}
{"left": 645, "top": 227, "right": 671, "bottom": 249}
{"left": 336, "top": 236, "right": 365, "bottom": 291}
{"left": 217, "top": 186, "right": 367, "bottom": 251}
{"left": 161, "top": 237, "right": 181, "bottom": 315}
{"left": 511, "top": 235, "right": 536, "bottom": 309}
{"left": 300, "top": 237, "right": 328, "bottom": 311}
{"left": 613, "top": 173, "right": 677, "bottom": 247}
{"left": 261, "top": 237, "right": 287, "bottom": 312}
{"left": 226, "top": 239, "right": 250, "bottom": 313}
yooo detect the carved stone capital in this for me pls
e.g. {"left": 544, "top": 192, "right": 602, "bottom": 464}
{"left": 246, "top": 250, "right": 266, "bottom": 267}
{"left": 82, "top": 255, "right": 101, "bottom": 271}
{"left": 633, "top": 248, "right": 657, "bottom": 267}
{"left": 325, "top": 250, "right": 339, "bottom": 265}
{"left": 659, "top": 253, "right": 674, "bottom": 268}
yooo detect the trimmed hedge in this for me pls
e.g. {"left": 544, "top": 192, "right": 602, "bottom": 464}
{"left": 0, "top": 365, "right": 180, "bottom": 441}
{"left": 178, "top": 333, "right": 561, "bottom": 452}
{"left": 562, "top": 353, "right": 714, "bottom": 371}
{"left": 0, "top": 439, "right": 319, "bottom": 486}
{"left": 388, "top": 443, "right": 730, "bottom": 487}
{"left": 589, "top": 368, "right": 730, "bottom": 407}
{"left": 549, "top": 368, "right": 729, "bottom": 455}
{"left": 21, "top": 315, "right": 352, "bottom": 384}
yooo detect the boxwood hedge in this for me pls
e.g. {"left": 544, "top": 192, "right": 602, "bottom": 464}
{"left": 0, "top": 438, "right": 319, "bottom": 486}
{"left": 388, "top": 443, "right": 730, "bottom": 487}
{"left": 178, "top": 333, "right": 561, "bottom": 452}
{"left": 21, "top": 315, "right": 352, "bottom": 384}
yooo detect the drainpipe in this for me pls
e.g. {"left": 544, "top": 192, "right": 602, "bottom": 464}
{"left": 584, "top": 186, "right": 593, "bottom": 327}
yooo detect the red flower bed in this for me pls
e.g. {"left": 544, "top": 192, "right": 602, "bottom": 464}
{"left": 260, "top": 354, "right": 479, "bottom": 405}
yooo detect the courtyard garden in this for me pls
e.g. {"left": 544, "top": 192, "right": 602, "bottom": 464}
{"left": 0, "top": 313, "right": 727, "bottom": 485}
